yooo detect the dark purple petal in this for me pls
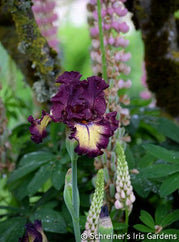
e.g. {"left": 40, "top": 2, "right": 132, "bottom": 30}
{"left": 104, "top": 111, "right": 119, "bottom": 135}
{"left": 50, "top": 84, "right": 69, "bottom": 121}
{"left": 56, "top": 71, "right": 82, "bottom": 83}
{"left": 25, "top": 223, "right": 42, "bottom": 242}
{"left": 85, "top": 76, "right": 109, "bottom": 117}
{"left": 34, "top": 220, "right": 42, "bottom": 232}
{"left": 51, "top": 74, "right": 109, "bottom": 123}
{"left": 19, "top": 222, "right": 42, "bottom": 242}
{"left": 19, "top": 220, "right": 47, "bottom": 242}
{"left": 28, "top": 111, "right": 51, "bottom": 143}
{"left": 19, "top": 234, "right": 28, "bottom": 242}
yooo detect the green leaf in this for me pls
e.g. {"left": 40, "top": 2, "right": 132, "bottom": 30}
{"left": 131, "top": 174, "right": 153, "bottom": 198}
{"left": 161, "top": 210, "right": 179, "bottom": 227}
{"left": 140, "top": 121, "right": 165, "bottom": 142}
{"left": 140, "top": 210, "right": 155, "bottom": 229}
{"left": 160, "top": 173, "right": 179, "bottom": 197}
{"left": 140, "top": 164, "right": 179, "bottom": 178}
{"left": 27, "top": 163, "right": 51, "bottom": 196}
{"left": 51, "top": 161, "right": 66, "bottom": 190}
{"left": 155, "top": 205, "right": 169, "bottom": 225}
{"left": 154, "top": 118, "right": 179, "bottom": 143}
{"left": 19, "top": 151, "right": 55, "bottom": 166}
{"left": 143, "top": 144, "right": 179, "bottom": 164}
{"left": 30, "top": 208, "right": 67, "bottom": 233}
{"left": 14, "top": 173, "right": 34, "bottom": 200}
{"left": 138, "top": 153, "right": 157, "bottom": 168}
{"left": 0, "top": 217, "right": 26, "bottom": 242}
{"left": 125, "top": 146, "right": 136, "bottom": 168}
{"left": 162, "top": 229, "right": 179, "bottom": 239}
{"left": 58, "top": 153, "right": 70, "bottom": 164}
{"left": 133, "top": 224, "right": 154, "bottom": 233}
{"left": 8, "top": 159, "right": 51, "bottom": 183}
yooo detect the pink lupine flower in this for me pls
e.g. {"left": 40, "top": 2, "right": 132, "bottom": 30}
{"left": 32, "top": 0, "right": 59, "bottom": 52}
{"left": 140, "top": 90, "right": 152, "bottom": 100}
{"left": 87, "top": 0, "right": 132, "bottom": 126}
{"left": 140, "top": 62, "right": 154, "bottom": 101}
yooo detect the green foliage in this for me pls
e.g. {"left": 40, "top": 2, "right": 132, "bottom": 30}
{"left": 0, "top": 217, "right": 26, "bottom": 242}
{"left": 30, "top": 207, "right": 67, "bottom": 233}
{"left": 134, "top": 208, "right": 179, "bottom": 234}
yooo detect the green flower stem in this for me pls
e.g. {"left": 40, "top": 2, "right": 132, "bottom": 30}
{"left": 71, "top": 157, "right": 81, "bottom": 242}
{"left": 97, "top": 0, "right": 108, "bottom": 82}
{"left": 124, "top": 207, "right": 129, "bottom": 242}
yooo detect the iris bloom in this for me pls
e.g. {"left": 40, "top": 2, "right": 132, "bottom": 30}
{"left": 28, "top": 71, "right": 118, "bottom": 157}
{"left": 19, "top": 220, "right": 47, "bottom": 242}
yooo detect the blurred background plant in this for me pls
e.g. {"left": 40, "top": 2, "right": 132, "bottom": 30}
{"left": 0, "top": 0, "right": 179, "bottom": 241}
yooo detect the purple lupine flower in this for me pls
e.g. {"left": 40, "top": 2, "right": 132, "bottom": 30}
{"left": 19, "top": 220, "right": 47, "bottom": 242}
{"left": 28, "top": 71, "right": 118, "bottom": 157}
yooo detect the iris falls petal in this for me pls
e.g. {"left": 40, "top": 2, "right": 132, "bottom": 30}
{"left": 28, "top": 111, "right": 51, "bottom": 143}
{"left": 70, "top": 113, "right": 118, "bottom": 157}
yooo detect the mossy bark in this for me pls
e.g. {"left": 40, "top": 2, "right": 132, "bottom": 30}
{"left": 0, "top": 0, "right": 61, "bottom": 102}
{"left": 126, "top": 0, "right": 179, "bottom": 116}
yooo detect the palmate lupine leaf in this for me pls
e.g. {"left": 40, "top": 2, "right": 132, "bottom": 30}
{"left": 161, "top": 210, "right": 179, "bottom": 227}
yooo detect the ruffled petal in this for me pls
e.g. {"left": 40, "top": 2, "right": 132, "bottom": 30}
{"left": 56, "top": 71, "right": 82, "bottom": 83}
{"left": 28, "top": 111, "right": 51, "bottom": 143}
{"left": 51, "top": 74, "right": 109, "bottom": 123}
{"left": 69, "top": 112, "right": 118, "bottom": 157}
{"left": 85, "top": 76, "right": 109, "bottom": 118}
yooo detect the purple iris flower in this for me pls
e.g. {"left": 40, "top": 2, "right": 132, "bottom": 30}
{"left": 19, "top": 220, "right": 47, "bottom": 242}
{"left": 28, "top": 71, "right": 118, "bottom": 157}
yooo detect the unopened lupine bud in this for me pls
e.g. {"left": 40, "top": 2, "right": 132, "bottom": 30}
{"left": 83, "top": 169, "right": 104, "bottom": 240}
{"left": 97, "top": 206, "right": 113, "bottom": 242}
{"left": 114, "top": 143, "right": 135, "bottom": 212}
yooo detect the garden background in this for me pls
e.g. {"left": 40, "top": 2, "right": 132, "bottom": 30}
{"left": 0, "top": 0, "right": 179, "bottom": 241}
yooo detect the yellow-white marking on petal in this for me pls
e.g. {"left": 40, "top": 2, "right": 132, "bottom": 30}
{"left": 37, "top": 115, "right": 51, "bottom": 134}
{"left": 74, "top": 123, "right": 104, "bottom": 151}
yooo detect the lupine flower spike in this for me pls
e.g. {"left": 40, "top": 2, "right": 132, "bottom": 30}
{"left": 32, "top": 0, "right": 59, "bottom": 52}
{"left": 114, "top": 142, "right": 135, "bottom": 212}
{"left": 82, "top": 169, "right": 104, "bottom": 241}
{"left": 87, "top": 0, "right": 132, "bottom": 126}
{"left": 90, "top": 0, "right": 132, "bottom": 207}
{"left": 28, "top": 71, "right": 118, "bottom": 157}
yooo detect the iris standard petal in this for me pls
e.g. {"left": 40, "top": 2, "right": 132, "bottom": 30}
{"left": 56, "top": 71, "right": 82, "bottom": 83}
